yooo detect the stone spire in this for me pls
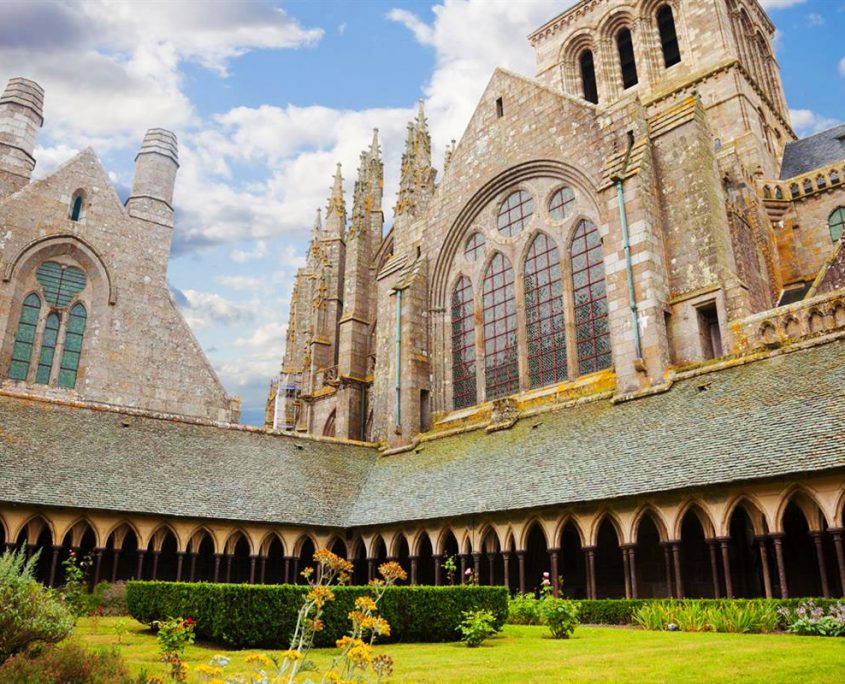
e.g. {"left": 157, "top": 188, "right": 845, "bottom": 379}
{"left": 324, "top": 162, "right": 346, "bottom": 236}
{"left": 394, "top": 100, "right": 435, "bottom": 219}
{"left": 349, "top": 129, "right": 383, "bottom": 240}
{"left": 312, "top": 207, "right": 322, "bottom": 240}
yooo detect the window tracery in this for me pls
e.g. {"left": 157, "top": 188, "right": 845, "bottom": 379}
{"left": 549, "top": 187, "right": 575, "bottom": 221}
{"left": 497, "top": 191, "right": 534, "bottom": 237}
{"left": 450, "top": 276, "right": 477, "bottom": 409}
{"left": 8, "top": 293, "right": 41, "bottom": 381}
{"left": 464, "top": 232, "right": 486, "bottom": 262}
{"left": 58, "top": 303, "right": 86, "bottom": 389}
{"left": 829, "top": 207, "right": 845, "bottom": 243}
{"left": 482, "top": 253, "right": 519, "bottom": 400}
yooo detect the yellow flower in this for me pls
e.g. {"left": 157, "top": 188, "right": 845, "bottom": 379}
{"left": 348, "top": 642, "right": 373, "bottom": 667}
{"left": 378, "top": 561, "right": 407, "bottom": 582}
{"left": 354, "top": 596, "right": 377, "bottom": 612}
{"left": 245, "top": 653, "right": 274, "bottom": 668}
{"left": 280, "top": 649, "right": 304, "bottom": 662}
{"left": 195, "top": 664, "right": 223, "bottom": 677}
{"left": 307, "top": 585, "right": 335, "bottom": 606}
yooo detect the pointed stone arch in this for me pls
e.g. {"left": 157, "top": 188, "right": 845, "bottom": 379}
{"left": 632, "top": 504, "right": 670, "bottom": 542}
{"left": 722, "top": 494, "right": 770, "bottom": 536}
{"left": 775, "top": 485, "right": 829, "bottom": 532}
{"left": 672, "top": 499, "right": 717, "bottom": 539}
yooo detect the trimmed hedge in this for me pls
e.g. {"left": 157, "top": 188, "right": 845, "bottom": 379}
{"left": 126, "top": 581, "right": 508, "bottom": 648}
{"left": 576, "top": 598, "right": 843, "bottom": 626}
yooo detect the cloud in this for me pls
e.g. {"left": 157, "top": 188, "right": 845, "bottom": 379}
{"left": 386, "top": 9, "right": 435, "bottom": 45}
{"left": 807, "top": 12, "right": 824, "bottom": 26}
{"left": 790, "top": 109, "right": 841, "bottom": 136}
{"left": 229, "top": 240, "right": 268, "bottom": 264}
{"left": 214, "top": 275, "right": 263, "bottom": 291}
{"left": 759, "top": 0, "right": 807, "bottom": 8}
{"left": 840, "top": 57, "right": 845, "bottom": 77}
{"left": 175, "top": 289, "right": 263, "bottom": 329}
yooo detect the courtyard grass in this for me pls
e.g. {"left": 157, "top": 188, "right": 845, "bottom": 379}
{"left": 73, "top": 617, "right": 844, "bottom": 683}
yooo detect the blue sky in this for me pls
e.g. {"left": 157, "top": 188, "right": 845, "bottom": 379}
{"left": 1, "top": 0, "right": 842, "bottom": 425}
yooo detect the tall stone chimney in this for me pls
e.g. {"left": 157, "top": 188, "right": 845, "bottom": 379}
{"left": 0, "top": 77, "right": 44, "bottom": 199}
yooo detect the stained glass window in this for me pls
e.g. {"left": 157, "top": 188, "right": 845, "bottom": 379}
{"left": 58, "top": 303, "right": 86, "bottom": 389}
{"left": 8, "top": 293, "right": 41, "bottom": 381}
{"left": 497, "top": 191, "right": 534, "bottom": 237}
{"left": 829, "top": 207, "right": 845, "bottom": 243}
{"left": 464, "top": 232, "right": 486, "bottom": 262}
{"left": 450, "top": 276, "right": 477, "bottom": 409}
{"left": 524, "top": 234, "right": 567, "bottom": 388}
{"left": 549, "top": 187, "right": 575, "bottom": 221}
{"left": 35, "top": 313, "right": 60, "bottom": 385}
{"left": 571, "top": 220, "right": 612, "bottom": 375}
{"left": 482, "top": 253, "right": 519, "bottom": 399}
{"left": 36, "top": 262, "right": 86, "bottom": 307}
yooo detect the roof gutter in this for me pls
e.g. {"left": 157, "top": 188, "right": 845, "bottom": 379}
{"left": 613, "top": 131, "right": 643, "bottom": 361}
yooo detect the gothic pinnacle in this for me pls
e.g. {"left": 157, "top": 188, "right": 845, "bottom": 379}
{"left": 324, "top": 162, "right": 346, "bottom": 236}
{"left": 370, "top": 128, "right": 380, "bottom": 159}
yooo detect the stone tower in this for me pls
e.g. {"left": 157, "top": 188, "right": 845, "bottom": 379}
{"left": 125, "top": 128, "right": 180, "bottom": 232}
{"left": 0, "top": 78, "right": 44, "bottom": 199}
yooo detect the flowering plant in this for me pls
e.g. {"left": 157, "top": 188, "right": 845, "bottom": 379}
{"left": 539, "top": 571, "right": 553, "bottom": 599}
{"left": 442, "top": 555, "right": 457, "bottom": 586}
{"left": 779, "top": 600, "right": 845, "bottom": 637}
{"left": 463, "top": 567, "right": 478, "bottom": 586}
{"left": 154, "top": 616, "right": 195, "bottom": 682}
{"left": 61, "top": 550, "right": 92, "bottom": 617}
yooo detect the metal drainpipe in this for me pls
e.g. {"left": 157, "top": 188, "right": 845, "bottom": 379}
{"left": 614, "top": 131, "right": 643, "bottom": 361}
{"left": 394, "top": 288, "right": 402, "bottom": 429}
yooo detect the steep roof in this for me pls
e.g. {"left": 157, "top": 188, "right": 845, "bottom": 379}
{"left": 2, "top": 339, "right": 845, "bottom": 529}
{"left": 780, "top": 122, "right": 845, "bottom": 179}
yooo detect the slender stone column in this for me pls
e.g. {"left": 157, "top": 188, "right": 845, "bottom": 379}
{"left": 260, "top": 556, "right": 267, "bottom": 584}
{"left": 175, "top": 552, "right": 184, "bottom": 582}
{"left": 771, "top": 533, "right": 788, "bottom": 598}
{"left": 671, "top": 541, "right": 683, "bottom": 599}
{"left": 49, "top": 545, "right": 62, "bottom": 587}
{"left": 706, "top": 540, "right": 721, "bottom": 598}
{"left": 136, "top": 551, "right": 146, "bottom": 580}
{"left": 291, "top": 557, "right": 300, "bottom": 583}
{"left": 549, "top": 547, "right": 560, "bottom": 598}
{"left": 90, "top": 548, "right": 103, "bottom": 589}
{"left": 487, "top": 553, "right": 496, "bottom": 586}
{"left": 472, "top": 552, "right": 482, "bottom": 581}
{"left": 459, "top": 554, "right": 468, "bottom": 583}
{"left": 409, "top": 555, "right": 419, "bottom": 585}
{"left": 516, "top": 551, "right": 526, "bottom": 595}
{"left": 501, "top": 553, "right": 510, "bottom": 591}
{"left": 829, "top": 528, "right": 845, "bottom": 596}
{"left": 627, "top": 546, "right": 638, "bottom": 599}
{"left": 809, "top": 532, "right": 830, "bottom": 598}
{"left": 111, "top": 549, "right": 121, "bottom": 584}
{"left": 249, "top": 555, "right": 257, "bottom": 584}
{"left": 225, "top": 554, "right": 233, "bottom": 583}
{"left": 717, "top": 537, "right": 733, "bottom": 598}
{"left": 433, "top": 555, "right": 442, "bottom": 586}
{"left": 621, "top": 546, "right": 631, "bottom": 599}
{"left": 755, "top": 536, "right": 772, "bottom": 599}
{"left": 213, "top": 554, "right": 222, "bottom": 583}
{"left": 584, "top": 546, "right": 596, "bottom": 600}
{"left": 283, "top": 557, "right": 292, "bottom": 584}
{"left": 151, "top": 550, "right": 161, "bottom": 581}
{"left": 189, "top": 553, "right": 197, "bottom": 583}
{"left": 661, "top": 542, "right": 673, "bottom": 597}
{"left": 367, "top": 558, "right": 376, "bottom": 582}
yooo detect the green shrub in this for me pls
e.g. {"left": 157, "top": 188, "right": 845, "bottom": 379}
{"left": 543, "top": 598, "right": 579, "bottom": 639}
{"left": 507, "top": 593, "right": 546, "bottom": 625}
{"left": 634, "top": 600, "right": 790, "bottom": 633}
{"left": 0, "top": 643, "right": 137, "bottom": 684}
{"left": 458, "top": 609, "right": 499, "bottom": 647}
{"left": 0, "top": 549, "right": 75, "bottom": 663}
{"left": 126, "top": 581, "right": 508, "bottom": 648}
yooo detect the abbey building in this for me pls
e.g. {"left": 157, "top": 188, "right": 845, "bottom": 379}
{"left": 2, "top": 0, "right": 845, "bottom": 601}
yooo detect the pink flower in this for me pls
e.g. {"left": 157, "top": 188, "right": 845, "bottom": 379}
{"left": 464, "top": 568, "right": 472, "bottom": 576}
{"left": 542, "top": 572, "right": 550, "bottom": 578}
{"left": 542, "top": 578, "right": 551, "bottom": 586}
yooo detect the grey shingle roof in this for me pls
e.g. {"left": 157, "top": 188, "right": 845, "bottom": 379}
{"left": 3, "top": 340, "right": 845, "bottom": 529}
{"left": 780, "top": 122, "right": 845, "bottom": 179}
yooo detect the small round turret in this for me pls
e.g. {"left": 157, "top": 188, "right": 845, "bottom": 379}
{"left": 126, "top": 128, "right": 179, "bottom": 227}
{"left": 0, "top": 77, "right": 44, "bottom": 197}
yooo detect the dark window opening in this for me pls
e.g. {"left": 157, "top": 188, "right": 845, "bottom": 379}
{"left": 696, "top": 302, "right": 722, "bottom": 360}
{"left": 70, "top": 195, "right": 83, "bottom": 221}
{"left": 617, "top": 28, "right": 638, "bottom": 89}
{"left": 657, "top": 5, "right": 681, "bottom": 67}
{"left": 495, "top": 97, "right": 504, "bottom": 118}
{"left": 420, "top": 389, "right": 430, "bottom": 432}
{"left": 579, "top": 50, "right": 599, "bottom": 104}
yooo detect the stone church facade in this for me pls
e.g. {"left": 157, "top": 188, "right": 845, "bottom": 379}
{"left": 2, "top": 0, "right": 845, "bottom": 601}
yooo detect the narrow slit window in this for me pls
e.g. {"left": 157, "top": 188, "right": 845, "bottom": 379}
{"left": 579, "top": 50, "right": 599, "bottom": 104}
{"left": 697, "top": 302, "right": 722, "bottom": 360}
{"left": 495, "top": 97, "right": 504, "bottom": 118}
{"left": 450, "top": 276, "right": 477, "bottom": 409}
{"left": 70, "top": 195, "right": 83, "bottom": 221}
{"left": 617, "top": 28, "right": 638, "bottom": 89}
{"left": 35, "top": 312, "right": 60, "bottom": 385}
{"left": 58, "top": 303, "right": 86, "bottom": 389}
{"left": 657, "top": 5, "right": 681, "bottom": 67}
{"left": 8, "top": 293, "right": 41, "bottom": 381}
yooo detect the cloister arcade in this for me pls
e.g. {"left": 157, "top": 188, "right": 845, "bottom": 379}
{"left": 3, "top": 476, "right": 843, "bottom": 599}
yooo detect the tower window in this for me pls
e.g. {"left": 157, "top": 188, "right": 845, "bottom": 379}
{"left": 617, "top": 28, "right": 638, "bottom": 89}
{"left": 8, "top": 293, "right": 41, "bottom": 381}
{"left": 58, "top": 303, "right": 87, "bottom": 389}
{"left": 579, "top": 49, "right": 599, "bottom": 104}
{"left": 657, "top": 5, "right": 681, "bottom": 68}
{"left": 829, "top": 207, "right": 845, "bottom": 243}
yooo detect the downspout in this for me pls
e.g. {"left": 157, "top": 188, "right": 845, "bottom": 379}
{"left": 613, "top": 131, "right": 643, "bottom": 361}
{"left": 394, "top": 288, "right": 402, "bottom": 429}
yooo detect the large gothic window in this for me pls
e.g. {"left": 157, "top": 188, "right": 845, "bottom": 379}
{"left": 497, "top": 191, "right": 534, "bottom": 237}
{"left": 35, "top": 313, "right": 60, "bottom": 385}
{"left": 524, "top": 234, "right": 567, "bottom": 388}
{"left": 482, "top": 253, "right": 519, "bottom": 399}
{"left": 657, "top": 5, "right": 681, "bottom": 68}
{"left": 36, "top": 261, "right": 86, "bottom": 306}
{"left": 58, "top": 303, "right": 87, "bottom": 389}
{"left": 450, "top": 276, "right": 477, "bottom": 409}
{"left": 8, "top": 293, "right": 41, "bottom": 381}
{"left": 571, "top": 220, "right": 611, "bottom": 375}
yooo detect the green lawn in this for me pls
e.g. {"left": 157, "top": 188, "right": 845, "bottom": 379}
{"left": 73, "top": 617, "right": 844, "bottom": 683}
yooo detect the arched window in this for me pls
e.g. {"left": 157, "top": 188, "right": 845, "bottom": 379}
{"left": 549, "top": 186, "right": 575, "bottom": 220}
{"left": 570, "top": 220, "right": 612, "bottom": 375}
{"left": 579, "top": 49, "right": 599, "bottom": 104}
{"left": 829, "top": 207, "right": 845, "bottom": 243}
{"left": 482, "top": 253, "right": 519, "bottom": 399}
{"left": 58, "top": 303, "right": 86, "bottom": 389}
{"left": 450, "top": 276, "right": 477, "bottom": 409}
{"left": 70, "top": 193, "right": 84, "bottom": 221}
{"left": 497, "top": 191, "right": 534, "bottom": 237}
{"left": 617, "top": 28, "right": 638, "bottom": 89}
{"left": 323, "top": 410, "right": 336, "bottom": 437}
{"left": 35, "top": 313, "right": 60, "bottom": 385}
{"left": 657, "top": 5, "right": 681, "bottom": 67}
{"left": 8, "top": 293, "right": 41, "bottom": 381}
{"left": 464, "top": 232, "right": 486, "bottom": 262}
{"left": 524, "top": 234, "right": 567, "bottom": 388}
{"left": 36, "top": 261, "right": 86, "bottom": 306}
